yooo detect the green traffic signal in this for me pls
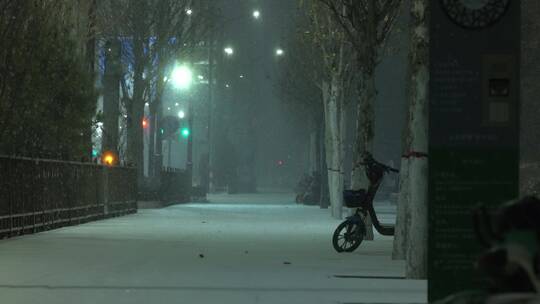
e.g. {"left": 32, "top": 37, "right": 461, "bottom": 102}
{"left": 181, "top": 127, "right": 190, "bottom": 138}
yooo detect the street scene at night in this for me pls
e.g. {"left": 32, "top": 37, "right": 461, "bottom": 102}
{"left": 1, "top": 0, "right": 539, "bottom": 303}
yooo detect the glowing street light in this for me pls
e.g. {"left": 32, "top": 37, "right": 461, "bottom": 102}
{"left": 186, "top": 9, "right": 193, "bottom": 15}
{"left": 252, "top": 10, "right": 261, "bottom": 19}
{"left": 224, "top": 47, "right": 234, "bottom": 56}
{"left": 102, "top": 151, "right": 117, "bottom": 166}
{"left": 178, "top": 110, "right": 186, "bottom": 119}
{"left": 275, "top": 48, "right": 284, "bottom": 56}
{"left": 170, "top": 64, "right": 193, "bottom": 90}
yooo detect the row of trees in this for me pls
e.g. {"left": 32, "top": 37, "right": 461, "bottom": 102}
{"left": 0, "top": 0, "right": 97, "bottom": 160}
{"left": 280, "top": 0, "right": 429, "bottom": 278}
{"left": 0, "top": 0, "right": 232, "bottom": 196}
{"left": 0, "top": 0, "right": 216, "bottom": 170}
{"left": 95, "top": 0, "right": 216, "bottom": 185}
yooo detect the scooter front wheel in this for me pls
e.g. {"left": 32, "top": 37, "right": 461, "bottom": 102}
{"left": 332, "top": 219, "right": 365, "bottom": 253}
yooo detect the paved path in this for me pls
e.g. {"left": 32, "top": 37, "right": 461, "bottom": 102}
{"left": 0, "top": 193, "right": 426, "bottom": 304}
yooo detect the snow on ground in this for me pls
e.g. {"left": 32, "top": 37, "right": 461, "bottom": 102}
{"left": 0, "top": 192, "right": 426, "bottom": 304}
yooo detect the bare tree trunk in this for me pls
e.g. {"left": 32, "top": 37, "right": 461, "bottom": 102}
{"left": 148, "top": 105, "right": 156, "bottom": 178}
{"left": 151, "top": 101, "right": 164, "bottom": 180}
{"left": 393, "top": 47, "right": 414, "bottom": 260}
{"left": 351, "top": 74, "right": 376, "bottom": 240}
{"left": 393, "top": 156, "right": 410, "bottom": 259}
{"left": 122, "top": 0, "right": 150, "bottom": 188}
{"left": 102, "top": 39, "right": 120, "bottom": 156}
{"left": 319, "top": 122, "right": 330, "bottom": 209}
{"left": 405, "top": 0, "right": 429, "bottom": 279}
{"left": 127, "top": 97, "right": 144, "bottom": 185}
{"left": 126, "top": 36, "right": 145, "bottom": 187}
{"left": 323, "top": 77, "right": 345, "bottom": 219}
{"left": 309, "top": 130, "right": 318, "bottom": 173}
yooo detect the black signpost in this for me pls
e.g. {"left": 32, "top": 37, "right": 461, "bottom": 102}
{"left": 428, "top": 0, "right": 520, "bottom": 302}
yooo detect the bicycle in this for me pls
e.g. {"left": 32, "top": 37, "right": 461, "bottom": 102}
{"left": 332, "top": 152, "right": 399, "bottom": 253}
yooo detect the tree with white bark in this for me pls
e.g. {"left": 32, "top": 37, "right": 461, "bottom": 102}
{"left": 319, "top": 0, "right": 403, "bottom": 237}
{"left": 302, "top": 1, "right": 356, "bottom": 219}
{"left": 97, "top": 0, "right": 213, "bottom": 185}
{"left": 393, "top": 0, "right": 429, "bottom": 279}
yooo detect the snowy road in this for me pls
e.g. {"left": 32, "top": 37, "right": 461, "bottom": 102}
{"left": 0, "top": 193, "right": 426, "bottom": 304}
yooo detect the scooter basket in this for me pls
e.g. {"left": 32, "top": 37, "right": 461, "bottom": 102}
{"left": 343, "top": 189, "right": 368, "bottom": 208}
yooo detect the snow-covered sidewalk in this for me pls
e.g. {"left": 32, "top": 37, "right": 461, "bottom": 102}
{"left": 0, "top": 192, "right": 426, "bottom": 304}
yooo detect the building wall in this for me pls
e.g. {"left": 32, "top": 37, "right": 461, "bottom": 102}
{"left": 521, "top": 0, "right": 540, "bottom": 163}
{"left": 520, "top": 0, "right": 540, "bottom": 195}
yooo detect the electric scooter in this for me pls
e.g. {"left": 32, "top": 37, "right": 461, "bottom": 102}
{"left": 332, "top": 152, "right": 399, "bottom": 253}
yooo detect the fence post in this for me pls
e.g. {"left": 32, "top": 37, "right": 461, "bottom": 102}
{"left": 102, "top": 166, "right": 109, "bottom": 216}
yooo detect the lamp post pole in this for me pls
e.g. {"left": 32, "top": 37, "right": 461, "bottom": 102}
{"left": 206, "top": 31, "right": 215, "bottom": 193}
{"left": 167, "top": 137, "right": 172, "bottom": 168}
{"left": 187, "top": 99, "right": 194, "bottom": 191}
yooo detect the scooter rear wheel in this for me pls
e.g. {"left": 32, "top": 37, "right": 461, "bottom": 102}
{"left": 332, "top": 219, "right": 365, "bottom": 253}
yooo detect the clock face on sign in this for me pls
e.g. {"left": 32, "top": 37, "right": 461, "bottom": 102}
{"left": 440, "top": 0, "right": 510, "bottom": 29}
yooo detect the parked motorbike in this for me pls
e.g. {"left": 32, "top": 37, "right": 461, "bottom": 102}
{"left": 332, "top": 152, "right": 399, "bottom": 253}
{"left": 295, "top": 172, "right": 321, "bottom": 205}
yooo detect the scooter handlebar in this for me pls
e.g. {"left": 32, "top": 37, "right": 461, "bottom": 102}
{"left": 361, "top": 157, "right": 399, "bottom": 174}
{"left": 387, "top": 167, "right": 399, "bottom": 173}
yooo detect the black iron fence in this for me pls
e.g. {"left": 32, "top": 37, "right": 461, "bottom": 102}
{"left": 0, "top": 156, "right": 137, "bottom": 239}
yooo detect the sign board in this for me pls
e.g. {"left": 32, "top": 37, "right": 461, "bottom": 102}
{"left": 428, "top": 1, "right": 520, "bottom": 301}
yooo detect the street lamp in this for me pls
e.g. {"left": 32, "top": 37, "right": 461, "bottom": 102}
{"left": 252, "top": 10, "right": 261, "bottom": 19}
{"left": 275, "top": 48, "right": 284, "bottom": 56}
{"left": 178, "top": 110, "right": 186, "bottom": 119}
{"left": 171, "top": 64, "right": 193, "bottom": 90}
{"left": 186, "top": 9, "right": 193, "bottom": 15}
{"left": 224, "top": 47, "right": 234, "bottom": 56}
{"left": 102, "top": 151, "right": 117, "bottom": 166}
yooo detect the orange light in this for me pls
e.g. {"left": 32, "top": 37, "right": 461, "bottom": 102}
{"left": 142, "top": 118, "right": 149, "bottom": 129}
{"left": 102, "top": 152, "right": 116, "bottom": 166}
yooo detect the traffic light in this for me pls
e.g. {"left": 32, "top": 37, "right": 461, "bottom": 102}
{"left": 142, "top": 117, "right": 149, "bottom": 129}
{"left": 181, "top": 127, "right": 190, "bottom": 139}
